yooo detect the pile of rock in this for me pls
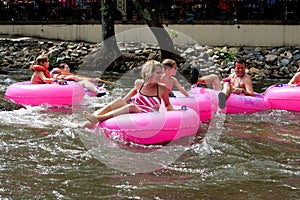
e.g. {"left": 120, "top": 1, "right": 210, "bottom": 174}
{"left": 0, "top": 38, "right": 95, "bottom": 72}
{"left": 176, "top": 45, "right": 300, "bottom": 81}
{"left": 1, "top": 37, "right": 300, "bottom": 111}
{"left": 1, "top": 38, "right": 299, "bottom": 82}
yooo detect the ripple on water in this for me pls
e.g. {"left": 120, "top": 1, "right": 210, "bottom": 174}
{"left": 1, "top": 96, "right": 300, "bottom": 199}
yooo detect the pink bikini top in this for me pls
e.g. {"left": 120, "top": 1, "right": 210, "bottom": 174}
{"left": 131, "top": 83, "right": 161, "bottom": 112}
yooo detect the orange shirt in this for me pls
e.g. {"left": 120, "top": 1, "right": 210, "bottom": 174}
{"left": 30, "top": 65, "right": 51, "bottom": 84}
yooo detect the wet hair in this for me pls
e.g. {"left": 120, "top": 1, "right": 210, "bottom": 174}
{"left": 35, "top": 55, "right": 48, "bottom": 64}
{"left": 58, "top": 63, "right": 68, "bottom": 69}
{"left": 30, "top": 55, "right": 48, "bottom": 70}
{"left": 234, "top": 57, "right": 247, "bottom": 66}
{"left": 141, "top": 60, "right": 162, "bottom": 83}
{"left": 162, "top": 59, "right": 176, "bottom": 69}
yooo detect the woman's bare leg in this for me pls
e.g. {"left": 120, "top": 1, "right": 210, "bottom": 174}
{"left": 96, "top": 104, "right": 141, "bottom": 122}
{"left": 210, "top": 75, "right": 222, "bottom": 91}
{"left": 79, "top": 104, "right": 142, "bottom": 128}
{"left": 78, "top": 79, "right": 106, "bottom": 97}
{"left": 78, "top": 98, "right": 128, "bottom": 128}
{"left": 78, "top": 79, "right": 98, "bottom": 92}
{"left": 78, "top": 121, "right": 95, "bottom": 129}
{"left": 94, "top": 98, "right": 127, "bottom": 117}
{"left": 199, "top": 74, "right": 222, "bottom": 90}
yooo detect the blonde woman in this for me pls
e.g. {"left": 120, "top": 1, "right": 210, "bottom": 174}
{"left": 79, "top": 60, "right": 175, "bottom": 128}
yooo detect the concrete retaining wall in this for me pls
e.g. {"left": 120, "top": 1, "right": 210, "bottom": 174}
{"left": 1, "top": 24, "right": 299, "bottom": 46}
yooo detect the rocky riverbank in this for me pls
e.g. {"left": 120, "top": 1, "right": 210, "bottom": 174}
{"left": 1, "top": 37, "right": 299, "bottom": 78}
{"left": 1, "top": 36, "right": 300, "bottom": 110}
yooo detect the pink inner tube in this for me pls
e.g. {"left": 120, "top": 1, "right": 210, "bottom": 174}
{"left": 170, "top": 87, "right": 218, "bottom": 122}
{"left": 264, "top": 83, "right": 300, "bottom": 111}
{"left": 221, "top": 92, "right": 270, "bottom": 114}
{"left": 97, "top": 108, "right": 200, "bottom": 145}
{"left": 172, "top": 87, "right": 269, "bottom": 115}
{"left": 5, "top": 81, "right": 85, "bottom": 106}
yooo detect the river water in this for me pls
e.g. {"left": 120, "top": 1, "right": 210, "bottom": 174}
{"left": 1, "top": 69, "right": 300, "bottom": 199}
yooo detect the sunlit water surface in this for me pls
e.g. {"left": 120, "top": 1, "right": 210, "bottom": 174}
{"left": 1, "top": 71, "right": 300, "bottom": 199}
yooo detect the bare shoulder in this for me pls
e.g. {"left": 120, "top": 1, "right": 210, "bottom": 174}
{"left": 159, "top": 82, "right": 167, "bottom": 88}
{"left": 171, "top": 76, "right": 178, "bottom": 82}
{"left": 294, "top": 72, "right": 300, "bottom": 77}
{"left": 134, "top": 79, "right": 143, "bottom": 84}
{"left": 134, "top": 79, "right": 144, "bottom": 88}
{"left": 244, "top": 74, "right": 253, "bottom": 81}
{"left": 158, "top": 82, "right": 168, "bottom": 87}
{"left": 158, "top": 83, "right": 169, "bottom": 93}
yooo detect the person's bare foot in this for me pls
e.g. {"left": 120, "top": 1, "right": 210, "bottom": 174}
{"left": 83, "top": 111, "right": 98, "bottom": 125}
{"left": 77, "top": 121, "right": 94, "bottom": 129}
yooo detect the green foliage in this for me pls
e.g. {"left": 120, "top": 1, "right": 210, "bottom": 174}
{"left": 143, "top": 9, "right": 151, "bottom": 21}
{"left": 100, "top": 5, "right": 109, "bottom": 13}
{"left": 167, "top": 29, "right": 178, "bottom": 41}
{"left": 48, "top": 56, "right": 57, "bottom": 66}
{"left": 214, "top": 50, "right": 237, "bottom": 63}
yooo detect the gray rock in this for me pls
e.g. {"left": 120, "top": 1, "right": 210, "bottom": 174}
{"left": 293, "top": 54, "right": 300, "bottom": 62}
{"left": 265, "top": 54, "right": 277, "bottom": 62}
{"left": 280, "top": 58, "right": 290, "bottom": 66}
